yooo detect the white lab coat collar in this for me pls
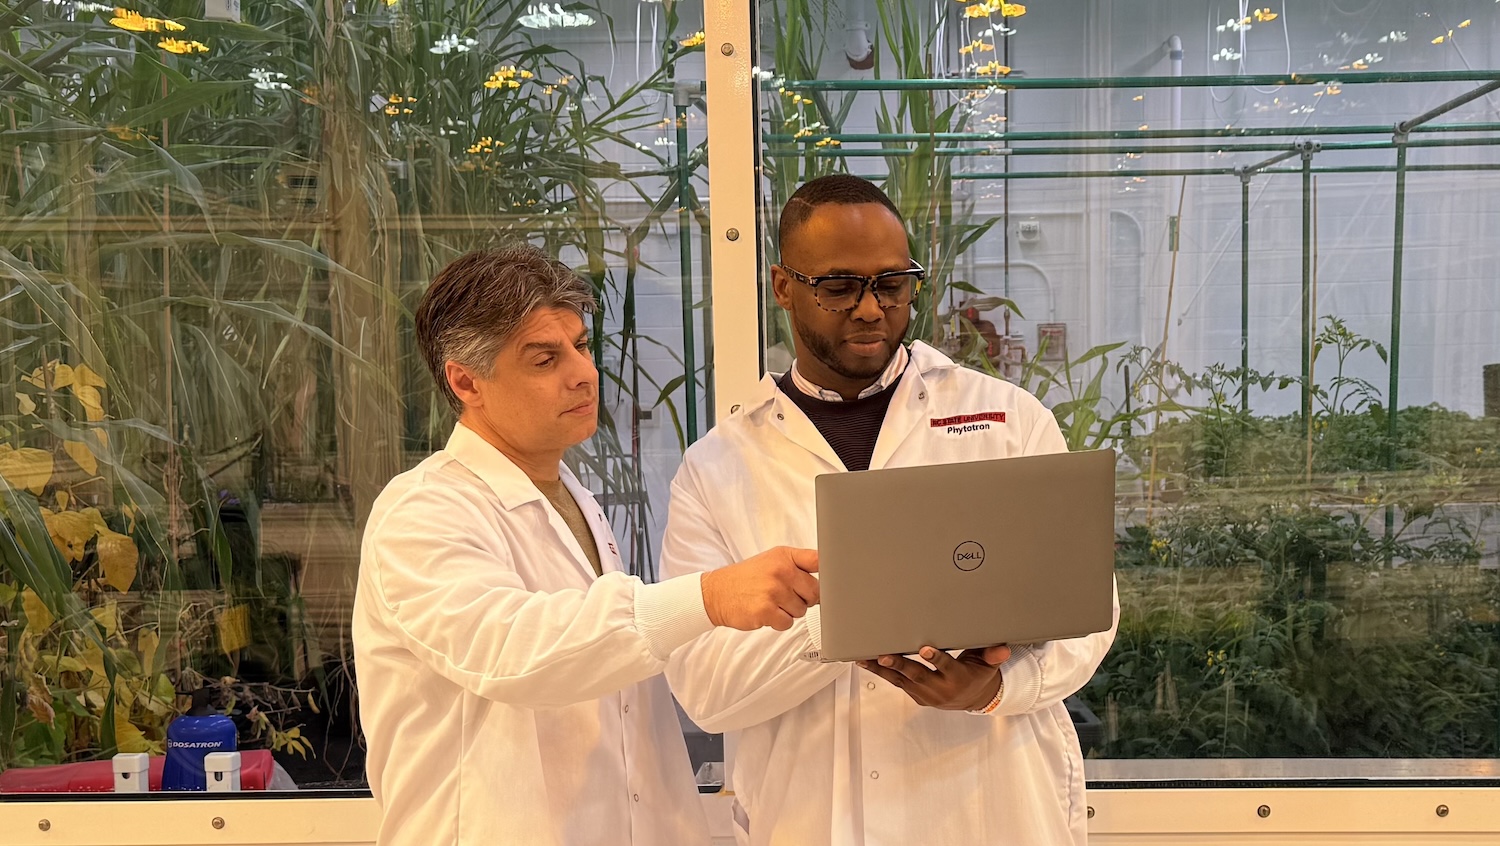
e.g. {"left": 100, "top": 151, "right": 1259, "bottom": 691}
{"left": 444, "top": 423, "right": 615, "bottom": 583}
{"left": 739, "top": 342, "right": 959, "bottom": 472}
{"left": 445, "top": 422, "right": 579, "bottom": 513}
{"left": 742, "top": 341, "right": 960, "bottom": 417}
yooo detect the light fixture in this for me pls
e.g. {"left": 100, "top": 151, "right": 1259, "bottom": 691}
{"left": 518, "top": 3, "right": 595, "bottom": 29}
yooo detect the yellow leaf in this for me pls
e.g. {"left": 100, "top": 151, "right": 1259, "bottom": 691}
{"left": 115, "top": 713, "right": 156, "bottom": 754}
{"left": 91, "top": 599, "right": 121, "bottom": 638}
{"left": 71, "top": 384, "right": 105, "bottom": 419}
{"left": 43, "top": 508, "right": 98, "bottom": 563}
{"left": 80, "top": 507, "right": 109, "bottom": 534}
{"left": 80, "top": 639, "right": 107, "bottom": 677}
{"left": 28, "top": 675, "right": 56, "bottom": 726}
{"left": 17, "top": 393, "right": 36, "bottom": 416}
{"left": 40, "top": 654, "right": 86, "bottom": 674}
{"left": 139, "top": 627, "right": 161, "bottom": 677}
{"left": 0, "top": 446, "right": 54, "bottom": 495}
{"left": 98, "top": 529, "right": 139, "bottom": 592}
{"left": 64, "top": 440, "right": 99, "bottom": 476}
{"left": 94, "top": 428, "right": 110, "bottom": 452}
{"left": 217, "top": 604, "right": 252, "bottom": 655}
{"left": 55, "top": 490, "right": 70, "bottom": 510}
{"left": 22, "top": 589, "right": 54, "bottom": 633}
{"left": 72, "top": 364, "right": 107, "bottom": 389}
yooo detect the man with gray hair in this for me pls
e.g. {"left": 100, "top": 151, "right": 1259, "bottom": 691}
{"left": 353, "top": 244, "right": 820, "bottom": 846}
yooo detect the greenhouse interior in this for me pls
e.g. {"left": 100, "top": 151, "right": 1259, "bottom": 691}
{"left": 1, "top": 0, "right": 1498, "bottom": 843}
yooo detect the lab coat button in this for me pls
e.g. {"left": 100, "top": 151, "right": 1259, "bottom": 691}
{"left": 866, "top": 682, "right": 876, "bottom": 690}
{"left": 623, "top": 704, "right": 630, "bottom": 714}
{"left": 776, "top": 413, "right": 785, "bottom": 420}
{"left": 918, "top": 392, "right": 926, "bottom": 400}
{"left": 633, "top": 793, "right": 641, "bottom": 802}
{"left": 870, "top": 771, "right": 879, "bottom": 780}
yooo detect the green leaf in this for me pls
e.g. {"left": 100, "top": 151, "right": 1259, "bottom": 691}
{"left": 214, "top": 234, "right": 382, "bottom": 293}
{"left": 116, "top": 80, "right": 246, "bottom": 129}
{"left": 0, "top": 36, "right": 83, "bottom": 92}
{"left": 149, "top": 140, "right": 215, "bottom": 235}
{"left": 0, "top": 249, "right": 112, "bottom": 386}
{"left": 0, "top": 118, "right": 103, "bottom": 144}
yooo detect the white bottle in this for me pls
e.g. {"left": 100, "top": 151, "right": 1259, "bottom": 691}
{"left": 112, "top": 753, "right": 150, "bottom": 793}
{"left": 204, "top": 751, "right": 242, "bottom": 792}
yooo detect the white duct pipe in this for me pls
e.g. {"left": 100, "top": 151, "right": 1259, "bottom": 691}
{"left": 1166, "top": 35, "right": 1183, "bottom": 130}
{"left": 844, "top": 0, "right": 874, "bottom": 70}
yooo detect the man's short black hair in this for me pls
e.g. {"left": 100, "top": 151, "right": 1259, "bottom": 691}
{"left": 778, "top": 174, "right": 904, "bottom": 252}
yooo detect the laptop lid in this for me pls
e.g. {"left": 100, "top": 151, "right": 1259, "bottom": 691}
{"left": 815, "top": 449, "right": 1116, "bottom": 663}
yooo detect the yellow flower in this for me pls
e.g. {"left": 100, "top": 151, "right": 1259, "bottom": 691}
{"left": 975, "top": 61, "right": 1012, "bottom": 76}
{"left": 959, "top": 44, "right": 974, "bottom": 55}
{"left": 110, "top": 8, "right": 186, "bottom": 32}
{"left": 1458, "top": 19, "right": 1471, "bottom": 28}
{"left": 793, "top": 127, "right": 813, "bottom": 139}
{"left": 157, "top": 38, "right": 208, "bottom": 54}
{"left": 1432, "top": 35, "right": 1446, "bottom": 45}
{"left": 508, "top": 80, "right": 520, "bottom": 89}
{"left": 679, "top": 31, "right": 706, "bottom": 49}
{"left": 1000, "top": 2, "right": 1025, "bottom": 15}
{"left": 520, "top": 70, "right": 534, "bottom": 79}
{"left": 1253, "top": 8, "right": 1277, "bottom": 22}
{"left": 963, "top": 3, "right": 990, "bottom": 18}
{"left": 109, "top": 9, "right": 150, "bottom": 31}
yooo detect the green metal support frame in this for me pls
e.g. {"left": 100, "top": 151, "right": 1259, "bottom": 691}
{"left": 769, "top": 69, "right": 1500, "bottom": 91}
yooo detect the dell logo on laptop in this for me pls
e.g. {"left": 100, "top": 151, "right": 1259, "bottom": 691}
{"left": 953, "top": 541, "right": 985, "bottom": 571}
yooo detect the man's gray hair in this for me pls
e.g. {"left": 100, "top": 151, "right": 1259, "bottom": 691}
{"left": 416, "top": 245, "right": 597, "bottom": 415}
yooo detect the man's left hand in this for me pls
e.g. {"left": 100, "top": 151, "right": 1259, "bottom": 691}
{"left": 859, "top": 645, "right": 1007, "bottom": 711}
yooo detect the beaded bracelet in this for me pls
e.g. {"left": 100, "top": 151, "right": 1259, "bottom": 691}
{"left": 968, "top": 677, "right": 1005, "bottom": 715}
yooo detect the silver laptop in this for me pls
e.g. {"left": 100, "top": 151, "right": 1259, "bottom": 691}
{"left": 815, "top": 449, "right": 1116, "bottom": 662}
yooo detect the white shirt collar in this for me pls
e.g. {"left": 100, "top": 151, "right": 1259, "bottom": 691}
{"left": 789, "top": 344, "right": 910, "bottom": 402}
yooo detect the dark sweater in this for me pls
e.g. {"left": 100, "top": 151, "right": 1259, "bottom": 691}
{"left": 777, "top": 371, "right": 899, "bottom": 472}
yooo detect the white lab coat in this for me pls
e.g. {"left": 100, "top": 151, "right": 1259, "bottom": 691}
{"left": 353, "top": 423, "right": 713, "bottom": 846}
{"left": 662, "top": 342, "right": 1120, "bottom": 846}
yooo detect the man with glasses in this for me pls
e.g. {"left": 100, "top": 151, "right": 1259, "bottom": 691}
{"left": 661, "top": 175, "right": 1118, "bottom": 845}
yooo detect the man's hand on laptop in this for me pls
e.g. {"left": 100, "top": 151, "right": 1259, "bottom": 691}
{"left": 858, "top": 645, "right": 1008, "bottom": 711}
{"left": 701, "top": 547, "right": 820, "bottom": 632}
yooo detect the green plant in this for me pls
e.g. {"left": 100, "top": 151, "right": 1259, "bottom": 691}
{"left": 1094, "top": 502, "right": 1497, "bottom": 759}
{"left": 870, "top": 2, "right": 999, "bottom": 349}
{"left": 2, "top": 0, "right": 713, "bottom": 775}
